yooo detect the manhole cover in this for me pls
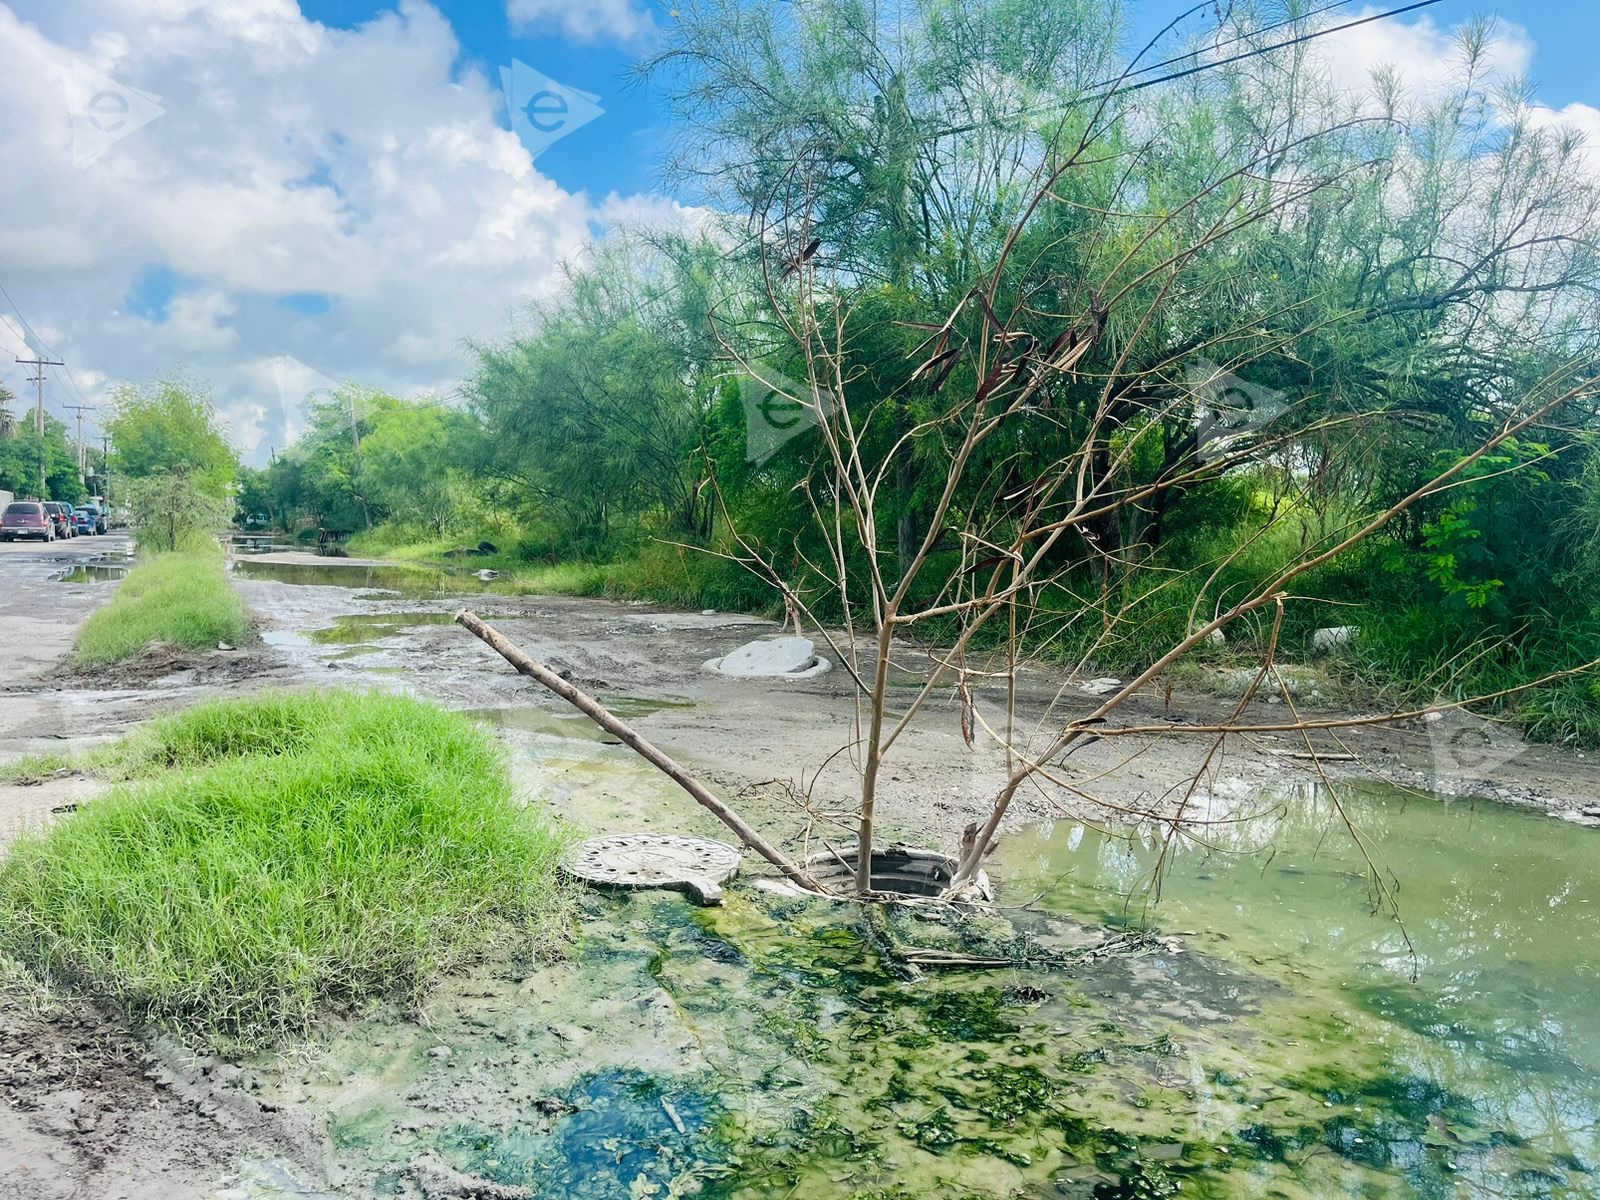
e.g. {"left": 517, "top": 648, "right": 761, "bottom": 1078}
{"left": 705, "top": 636, "right": 831, "bottom": 679}
{"left": 567, "top": 834, "right": 742, "bottom": 906}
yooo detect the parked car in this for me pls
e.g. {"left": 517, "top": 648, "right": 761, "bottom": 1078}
{"left": 78, "top": 503, "right": 107, "bottom": 534}
{"left": 72, "top": 507, "right": 97, "bottom": 535}
{"left": 42, "top": 502, "right": 75, "bottom": 538}
{"left": 0, "top": 501, "right": 55, "bottom": 541}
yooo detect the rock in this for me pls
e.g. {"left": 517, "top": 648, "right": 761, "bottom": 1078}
{"left": 712, "top": 636, "right": 819, "bottom": 677}
{"left": 427, "top": 1045, "right": 452, "bottom": 1060}
{"left": 216, "top": 641, "right": 236, "bottom": 651}
{"left": 1077, "top": 677, "right": 1122, "bottom": 696}
{"left": 701, "top": 608, "right": 717, "bottom": 616}
{"left": 1312, "top": 625, "right": 1358, "bottom": 653}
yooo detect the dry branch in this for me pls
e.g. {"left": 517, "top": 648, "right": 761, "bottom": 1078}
{"left": 455, "top": 609, "right": 825, "bottom": 893}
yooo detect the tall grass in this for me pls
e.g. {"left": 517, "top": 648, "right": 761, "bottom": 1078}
{"left": 75, "top": 546, "right": 252, "bottom": 665}
{"left": 0, "top": 690, "right": 571, "bottom": 1047}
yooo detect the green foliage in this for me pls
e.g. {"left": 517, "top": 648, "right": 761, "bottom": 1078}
{"left": 126, "top": 472, "right": 234, "bottom": 551}
{"left": 0, "top": 690, "right": 570, "bottom": 1047}
{"left": 254, "top": 0, "right": 1600, "bottom": 744}
{"left": 74, "top": 548, "right": 251, "bottom": 665}
{"left": 0, "top": 416, "right": 85, "bottom": 502}
{"left": 467, "top": 231, "right": 733, "bottom": 553}
{"left": 106, "top": 375, "right": 237, "bottom": 495}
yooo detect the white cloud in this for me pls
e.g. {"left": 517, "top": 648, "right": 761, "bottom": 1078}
{"left": 0, "top": 0, "right": 698, "bottom": 463}
{"left": 1307, "top": 11, "right": 1600, "bottom": 181}
{"left": 507, "top": 0, "right": 656, "bottom": 46}
{"left": 1312, "top": 9, "right": 1534, "bottom": 101}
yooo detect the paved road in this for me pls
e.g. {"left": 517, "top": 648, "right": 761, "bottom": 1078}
{"left": 0, "top": 531, "right": 132, "bottom": 681}
{"left": 0, "top": 533, "right": 133, "bottom": 837}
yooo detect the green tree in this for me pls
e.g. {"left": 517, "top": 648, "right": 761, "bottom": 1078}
{"left": 470, "top": 231, "right": 734, "bottom": 554}
{"left": 106, "top": 375, "right": 237, "bottom": 495}
{"left": 359, "top": 402, "right": 483, "bottom": 538}
{"left": 125, "top": 472, "right": 234, "bottom": 551}
{"left": 0, "top": 417, "right": 84, "bottom": 502}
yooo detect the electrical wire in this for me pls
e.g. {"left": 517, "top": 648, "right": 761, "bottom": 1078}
{"left": 1084, "top": 0, "right": 1366, "bottom": 93}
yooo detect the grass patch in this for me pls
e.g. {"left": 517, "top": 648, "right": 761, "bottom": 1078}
{"left": 0, "top": 689, "right": 571, "bottom": 1048}
{"left": 74, "top": 547, "right": 252, "bottom": 666}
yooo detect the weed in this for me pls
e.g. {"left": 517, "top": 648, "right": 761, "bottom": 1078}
{"left": 0, "top": 690, "right": 571, "bottom": 1048}
{"left": 74, "top": 546, "right": 251, "bottom": 665}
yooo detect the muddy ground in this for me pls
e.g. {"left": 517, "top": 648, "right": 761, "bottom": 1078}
{"left": 232, "top": 559, "right": 1600, "bottom": 845}
{"left": 3, "top": 547, "right": 1599, "bottom": 1198}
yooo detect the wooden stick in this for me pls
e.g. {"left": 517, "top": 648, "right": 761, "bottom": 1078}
{"left": 455, "top": 609, "right": 826, "bottom": 894}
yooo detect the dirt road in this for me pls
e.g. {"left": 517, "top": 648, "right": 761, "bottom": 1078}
{"left": 5, "top": 551, "right": 1600, "bottom": 1200}
{"left": 232, "top": 560, "right": 1600, "bottom": 850}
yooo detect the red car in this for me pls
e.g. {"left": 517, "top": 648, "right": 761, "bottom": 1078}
{"left": 1, "top": 501, "right": 55, "bottom": 542}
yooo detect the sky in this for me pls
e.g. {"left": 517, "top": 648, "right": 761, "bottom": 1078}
{"left": 0, "top": 0, "right": 1596, "bottom": 467}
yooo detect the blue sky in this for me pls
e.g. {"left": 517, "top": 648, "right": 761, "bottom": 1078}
{"left": 298, "top": 0, "right": 1600, "bottom": 201}
{"left": 0, "top": 0, "right": 1594, "bottom": 462}
{"left": 302, "top": 0, "right": 674, "bottom": 198}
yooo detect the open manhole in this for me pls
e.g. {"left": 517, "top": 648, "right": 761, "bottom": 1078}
{"left": 804, "top": 847, "right": 994, "bottom": 902}
{"left": 567, "top": 834, "right": 742, "bottom": 906}
{"left": 705, "top": 635, "right": 831, "bottom": 679}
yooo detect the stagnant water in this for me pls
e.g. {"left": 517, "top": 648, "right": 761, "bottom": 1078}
{"left": 230, "top": 557, "right": 517, "bottom": 597}
{"left": 995, "top": 782, "right": 1600, "bottom": 1196}
{"left": 215, "top": 558, "right": 1597, "bottom": 1195}
{"left": 260, "top": 781, "right": 1596, "bottom": 1200}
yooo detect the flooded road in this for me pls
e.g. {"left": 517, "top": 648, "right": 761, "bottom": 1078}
{"left": 998, "top": 785, "right": 1600, "bottom": 1195}
{"left": 213, "top": 558, "right": 1600, "bottom": 1198}
{"left": 18, "top": 550, "right": 1599, "bottom": 1198}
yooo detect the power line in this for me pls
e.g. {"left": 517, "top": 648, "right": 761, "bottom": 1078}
{"left": 934, "top": 0, "right": 1447, "bottom": 140}
{"left": 1085, "top": 0, "right": 1366, "bottom": 93}
{"left": 0, "top": 274, "right": 95, "bottom": 415}
{"left": 1107, "top": 0, "right": 1447, "bottom": 98}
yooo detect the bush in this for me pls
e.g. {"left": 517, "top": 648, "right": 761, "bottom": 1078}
{"left": 74, "top": 547, "right": 251, "bottom": 665}
{"left": 0, "top": 690, "right": 570, "bottom": 1047}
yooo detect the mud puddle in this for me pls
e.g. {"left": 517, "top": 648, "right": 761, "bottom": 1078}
{"left": 231, "top": 558, "right": 519, "bottom": 598}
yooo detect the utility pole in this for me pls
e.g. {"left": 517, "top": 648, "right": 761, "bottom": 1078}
{"left": 101, "top": 434, "right": 112, "bottom": 508}
{"left": 15, "top": 356, "right": 64, "bottom": 497}
{"left": 345, "top": 389, "right": 371, "bottom": 531}
{"left": 65, "top": 404, "right": 96, "bottom": 474}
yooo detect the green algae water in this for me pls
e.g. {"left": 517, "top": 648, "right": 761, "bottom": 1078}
{"left": 995, "top": 782, "right": 1600, "bottom": 1197}
{"left": 265, "top": 783, "right": 1596, "bottom": 1200}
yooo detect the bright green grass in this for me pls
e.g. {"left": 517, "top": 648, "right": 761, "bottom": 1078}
{"left": 74, "top": 548, "right": 253, "bottom": 666}
{"left": 0, "top": 689, "right": 571, "bottom": 1048}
